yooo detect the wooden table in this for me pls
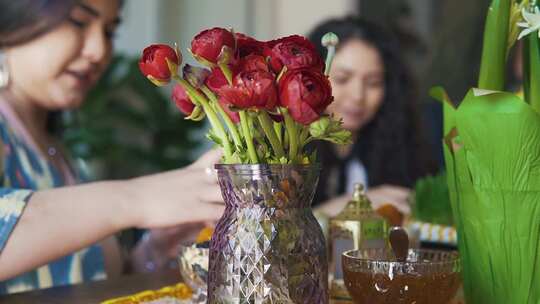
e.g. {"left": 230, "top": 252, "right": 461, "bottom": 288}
{"left": 0, "top": 270, "right": 181, "bottom": 304}
{"left": 0, "top": 270, "right": 463, "bottom": 304}
{"left": 0, "top": 270, "right": 355, "bottom": 304}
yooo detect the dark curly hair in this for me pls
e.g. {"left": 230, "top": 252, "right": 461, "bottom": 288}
{"left": 308, "top": 16, "right": 437, "bottom": 205}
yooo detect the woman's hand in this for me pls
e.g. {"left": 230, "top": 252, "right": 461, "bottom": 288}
{"left": 315, "top": 184, "right": 411, "bottom": 217}
{"left": 366, "top": 184, "right": 411, "bottom": 215}
{"left": 315, "top": 194, "right": 349, "bottom": 217}
{"left": 127, "top": 149, "right": 225, "bottom": 229}
{"left": 130, "top": 221, "right": 213, "bottom": 273}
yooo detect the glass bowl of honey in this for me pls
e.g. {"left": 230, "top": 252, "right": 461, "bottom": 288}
{"left": 342, "top": 248, "right": 461, "bottom": 304}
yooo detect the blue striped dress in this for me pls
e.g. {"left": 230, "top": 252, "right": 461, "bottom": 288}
{"left": 0, "top": 101, "right": 106, "bottom": 294}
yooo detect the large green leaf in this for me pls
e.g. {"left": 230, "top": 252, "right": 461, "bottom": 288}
{"left": 442, "top": 89, "right": 540, "bottom": 303}
{"left": 456, "top": 90, "right": 540, "bottom": 189}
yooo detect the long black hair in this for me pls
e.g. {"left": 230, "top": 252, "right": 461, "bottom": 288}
{"left": 308, "top": 16, "right": 437, "bottom": 204}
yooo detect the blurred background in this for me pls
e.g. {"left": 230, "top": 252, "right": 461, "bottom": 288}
{"left": 63, "top": 0, "right": 499, "bottom": 181}
{"left": 55, "top": 0, "right": 507, "bottom": 256}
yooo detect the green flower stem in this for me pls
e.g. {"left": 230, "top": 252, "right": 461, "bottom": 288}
{"left": 248, "top": 114, "right": 263, "bottom": 160}
{"left": 507, "top": 0, "right": 528, "bottom": 55}
{"left": 282, "top": 109, "right": 298, "bottom": 163}
{"left": 218, "top": 63, "right": 233, "bottom": 84}
{"left": 522, "top": 2, "right": 540, "bottom": 110}
{"left": 283, "top": 123, "right": 289, "bottom": 148}
{"left": 217, "top": 62, "right": 259, "bottom": 163}
{"left": 257, "top": 111, "right": 285, "bottom": 159}
{"left": 273, "top": 121, "right": 282, "bottom": 144}
{"left": 201, "top": 85, "right": 243, "bottom": 148}
{"left": 217, "top": 64, "right": 258, "bottom": 163}
{"left": 478, "top": 0, "right": 512, "bottom": 90}
{"left": 324, "top": 46, "right": 336, "bottom": 76}
{"left": 523, "top": 21, "right": 540, "bottom": 112}
{"left": 174, "top": 77, "right": 233, "bottom": 162}
{"left": 298, "top": 126, "right": 310, "bottom": 151}
{"left": 524, "top": 37, "right": 531, "bottom": 103}
{"left": 239, "top": 110, "right": 258, "bottom": 163}
{"left": 322, "top": 32, "right": 339, "bottom": 76}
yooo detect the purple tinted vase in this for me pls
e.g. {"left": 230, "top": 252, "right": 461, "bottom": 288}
{"left": 208, "top": 164, "right": 328, "bottom": 304}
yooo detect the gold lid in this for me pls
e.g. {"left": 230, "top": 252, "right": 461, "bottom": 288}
{"left": 333, "top": 183, "right": 376, "bottom": 221}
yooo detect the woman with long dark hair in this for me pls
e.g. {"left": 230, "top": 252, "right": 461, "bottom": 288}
{"left": 308, "top": 17, "right": 437, "bottom": 215}
{"left": 0, "top": 0, "right": 223, "bottom": 293}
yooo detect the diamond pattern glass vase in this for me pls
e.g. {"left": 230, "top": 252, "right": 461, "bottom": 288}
{"left": 208, "top": 164, "right": 328, "bottom": 304}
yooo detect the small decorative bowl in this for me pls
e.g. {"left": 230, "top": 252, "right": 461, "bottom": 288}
{"left": 342, "top": 248, "right": 461, "bottom": 304}
{"left": 177, "top": 242, "right": 209, "bottom": 303}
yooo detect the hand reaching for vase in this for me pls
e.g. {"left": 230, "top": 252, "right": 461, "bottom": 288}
{"left": 129, "top": 149, "right": 223, "bottom": 273}
{"left": 129, "top": 148, "right": 224, "bottom": 228}
{"left": 0, "top": 149, "right": 224, "bottom": 281}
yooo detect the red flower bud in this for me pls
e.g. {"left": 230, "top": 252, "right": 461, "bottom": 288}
{"left": 279, "top": 69, "right": 333, "bottom": 125}
{"left": 265, "top": 35, "right": 324, "bottom": 73}
{"left": 219, "top": 70, "right": 277, "bottom": 111}
{"left": 139, "top": 44, "right": 180, "bottom": 86}
{"left": 191, "top": 27, "right": 235, "bottom": 65}
{"left": 172, "top": 84, "right": 195, "bottom": 115}
{"left": 235, "top": 33, "right": 267, "bottom": 58}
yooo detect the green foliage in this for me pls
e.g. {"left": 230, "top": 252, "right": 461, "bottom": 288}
{"left": 62, "top": 55, "right": 203, "bottom": 179}
{"left": 308, "top": 115, "right": 353, "bottom": 145}
{"left": 411, "top": 172, "right": 453, "bottom": 226}
{"left": 440, "top": 88, "right": 540, "bottom": 304}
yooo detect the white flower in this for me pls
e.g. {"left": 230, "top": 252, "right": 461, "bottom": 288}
{"left": 518, "top": 6, "right": 540, "bottom": 40}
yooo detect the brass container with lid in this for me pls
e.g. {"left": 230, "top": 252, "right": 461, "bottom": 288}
{"left": 329, "top": 183, "right": 389, "bottom": 300}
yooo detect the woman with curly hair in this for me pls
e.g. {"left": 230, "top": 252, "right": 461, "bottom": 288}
{"left": 308, "top": 17, "right": 437, "bottom": 215}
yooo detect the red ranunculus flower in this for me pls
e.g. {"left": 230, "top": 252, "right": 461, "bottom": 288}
{"left": 139, "top": 44, "right": 180, "bottom": 86}
{"left": 279, "top": 69, "right": 333, "bottom": 125}
{"left": 191, "top": 27, "right": 235, "bottom": 64}
{"left": 265, "top": 35, "right": 324, "bottom": 73}
{"left": 205, "top": 67, "right": 234, "bottom": 92}
{"left": 219, "top": 70, "right": 277, "bottom": 111}
{"left": 235, "top": 33, "right": 267, "bottom": 58}
{"left": 238, "top": 54, "right": 270, "bottom": 73}
{"left": 206, "top": 55, "right": 268, "bottom": 93}
{"left": 171, "top": 84, "right": 195, "bottom": 115}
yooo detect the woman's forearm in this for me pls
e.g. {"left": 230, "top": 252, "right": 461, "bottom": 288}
{"left": 0, "top": 149, "right": 225, "bottom": 281}
{"left": 0, "top": 180, "right": 134, "bottom": 280}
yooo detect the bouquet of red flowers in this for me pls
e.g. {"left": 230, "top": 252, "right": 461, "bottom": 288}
{"left": 139, "top": 28, "right": 350, "bottom": 164}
